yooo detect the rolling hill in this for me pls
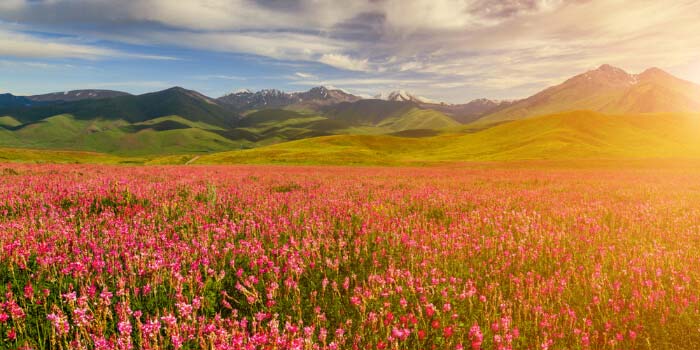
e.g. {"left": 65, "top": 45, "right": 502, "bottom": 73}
{"left": 193, "top": 111, "right": 700, "bottom": 165}
{"left": 478, "top": 65, "right": 700, "bottom": 123}
{"left": 0, "top": 114, "right": 239, "bottom": 156}
{"left": 321, "top": 99, "right": 417, "bottom": 125}
{"left": 0, "top": 87, "right": 238, "bottom": 128}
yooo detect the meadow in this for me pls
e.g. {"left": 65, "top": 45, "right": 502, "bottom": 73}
{"left": 1, "top": 163, "right": 700, "bottom": 349}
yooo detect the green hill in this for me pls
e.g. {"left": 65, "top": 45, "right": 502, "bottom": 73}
{"left": 321, "top": 99, "right": 416, "bottom": 125}
{"left": 0, "top": 116, "right": 21, "bottom": 128}
{"left": 0, "top": 147, "right": 140, "bottom": 164}
{"left": 194, "top": 111, "right": 700, "bottom": 165}
{"left": 377, "top": 108, "right": 460, "bottom": 131}
{"left": 0, "top": 87, "right": 238, "bottom": 128}
{"left": 0, "top": 114, "right": 239, "bottom": 156}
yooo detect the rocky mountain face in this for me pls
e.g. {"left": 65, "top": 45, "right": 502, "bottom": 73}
{"left": 218, "top": 86, "right": 361, "bottom": 110}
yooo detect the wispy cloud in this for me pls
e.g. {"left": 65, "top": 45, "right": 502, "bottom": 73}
{"left": 0, "top": 28, "right": 176, "bottom": 60}
{"left": 294, "top": 72, "right": 317, "bottom": 79}
{"left": 318, "top": 54, "right": 370, "bottom": 72}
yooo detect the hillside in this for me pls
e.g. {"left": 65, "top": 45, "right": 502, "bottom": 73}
{"left": 422, "top": 99, "right": 515, "bottom": 123}
{"left": 194, "top": 111, "right": 700, "bottom": 165}
{"left": 321, "top": 99, "right": 417, "bottom": 125}
{"left": 0, "top": 87, "right": 238, "bottom": 128}
{"left": 0, "top": 93, "right": 36, "bottom": 108}
{"left": 479, "top": 65, "right": 700, "bottom": 123}
{"left": 0, "top": 114, "right": 240, "bottom": 156}
{"left": 376, "top": 108, "right": 461, "bottom": 131}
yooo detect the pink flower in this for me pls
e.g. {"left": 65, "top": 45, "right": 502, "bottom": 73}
{"left": 444, "top": 326, "right": 454, "bottom": 338}
{"left": 7, "top": 328, "right": 16, "bottom": 341}
{"left": 469, "top": 323, "right": 483, "bottom": 350}
{"left": 118, "top": 321, "right": 132, "bottom": 335}
{"left": 23, "top": 283, "right": 34, "bottom": 299}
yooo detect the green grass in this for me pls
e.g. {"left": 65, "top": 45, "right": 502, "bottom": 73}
{"left": 0, "top": 114, "right": 240, "bottom": 156}
{"left": 195, "top": 111, "right": 700, "bottom": 165}
{"left": 133, "top": 115, "right": 225, "bottom": 130}
{"left": 4, "top": 110, "right": 700, "bottom": 165}
{"left": 0, "top": 116, "right": 21, "bottom": 127}
{"left": 0, "top": 147, "right": 143, "bottom": 164}
{"left": 376, "top": 108, "right": 460, "bottom": 131}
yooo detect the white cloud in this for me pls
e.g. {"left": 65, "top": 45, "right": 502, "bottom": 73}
{"left": 0, "top": 28, "right": 175, "bottom": 60}
{"left": 0, "top": 29, "right": 117, "bottom": 59}
{"left": 295, "top": 72, "right": 317, "bottom": 79}
{"left": 318, "top": 54, "right": 370, "bottom": 72}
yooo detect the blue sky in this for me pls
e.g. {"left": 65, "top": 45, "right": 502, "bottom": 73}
{"left": 1, "top": 0, "right": 700, "bottom": 103}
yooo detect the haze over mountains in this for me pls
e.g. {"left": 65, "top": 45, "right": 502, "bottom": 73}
{"left": 1, "top": 64, "right": 699, "bottom": 161}
{"left": 480, "top": 64, "right": 700, "bottom": 123}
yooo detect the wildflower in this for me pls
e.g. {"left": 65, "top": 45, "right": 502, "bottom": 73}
{"left": 469, "top": 323, "right": 483, "bottom": 350}
{"left": 444, "top": 326, "right": 454, "bottom": 338}
{"left": 23, "top": 283, "right": 34, "bottom": 299}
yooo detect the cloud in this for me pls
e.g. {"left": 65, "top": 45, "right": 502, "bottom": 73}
{"left": 294, "top": 72, "right": 316, "bottom": 79}
{"left": 0, "top": 29, "right": 117, "bottom": 59}
{"left": 0, "top": 28, "right": 176, "bottom": 60}
{"left": 318, "top": 54, "right": 370, "bottom": 72}
{"left": 2, "top": 0, "right": 700, "bottom": 101}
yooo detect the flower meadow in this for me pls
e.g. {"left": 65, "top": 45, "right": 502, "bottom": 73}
{"left": 1, "top": 164, "right": 700, "bottom": 350}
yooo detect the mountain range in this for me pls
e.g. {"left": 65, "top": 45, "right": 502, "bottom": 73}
{"left": 1, "top": 64, "right": 699, "bottom": 161}
{"left": 218, "top": 86, "right": 361, "bottom": 111}
{"left": 479, "top": 64, "right": 700, "bottom": 123}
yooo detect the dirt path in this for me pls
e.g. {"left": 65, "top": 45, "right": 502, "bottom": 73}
{"left": 185, "top": 155, "right": 200, "bottom": 165}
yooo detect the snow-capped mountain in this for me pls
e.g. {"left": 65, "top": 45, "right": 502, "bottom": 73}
{"left": 217, "top": 86, "right": 361, "bottom": 110}
{"left": 375, "top": 90, "right": 435, "bottom": 104}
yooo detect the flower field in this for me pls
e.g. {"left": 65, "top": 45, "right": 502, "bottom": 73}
{"left": 1, "top": 164, "right": 700, "bottom": 349}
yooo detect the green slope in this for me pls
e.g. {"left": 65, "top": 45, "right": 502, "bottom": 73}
{"left": 321, "top": 99, "right": 416, "bottom": 125}
{"left": 0, "top": 87, "right": 238, "bottom": 128}
{"left": 377, "top": 108, "right": 460, "bottom": 131}
{"left": 0, "top": 116, "right": 21, "bottom": 128}
{"left": 194, "top": 111, "right": 700, "bottom": 165}
{"left": 0, "top": 114, "right": 239, "bottom": 156}
{"left": 0, "top": 147, "right": 141, "bottom": 164}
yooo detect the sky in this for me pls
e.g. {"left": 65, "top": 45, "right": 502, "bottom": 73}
{"left": 1, "top": 0, "right": 700, "bottom": 103}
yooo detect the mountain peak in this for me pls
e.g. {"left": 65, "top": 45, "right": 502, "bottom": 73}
{"left": 376, "top": 90, "right": 434, "bottom": 104}
{"left": 638, "top": 67, "right": 671, "bottom": 79}
{"left": 164, "top": 86, "right": 188, "bottom": 93}
{"left": 596, "top": 64, "right": 624, "bottom": 72}
{"left": 217, "top": 86, "right": 360, "bottom": 110}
